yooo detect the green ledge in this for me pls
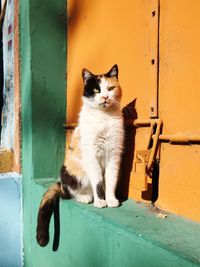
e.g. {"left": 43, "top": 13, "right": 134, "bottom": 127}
{"left": 32, "top": 182, "right": 200, "bottom": 267}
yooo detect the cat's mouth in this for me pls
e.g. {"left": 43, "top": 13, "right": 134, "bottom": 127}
{"left": 100, "top": 101, "right": 111, "bottom": 109}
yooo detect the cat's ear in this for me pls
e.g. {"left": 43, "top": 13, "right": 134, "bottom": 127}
{"left": 82, "top": 68, "right": 94, "bottom": 81}
{"left": 105, "top": 64, "right": 118, "bottom": 78}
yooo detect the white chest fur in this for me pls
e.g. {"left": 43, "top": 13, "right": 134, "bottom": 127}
{"left": 79, "top": 103, "right": 124, "bottom": 159}
{"left": 76, "top": 97, "right": 124, "bottom": 208}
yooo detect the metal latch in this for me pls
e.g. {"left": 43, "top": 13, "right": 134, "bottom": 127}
{"left": 132, "top": 119, "right": 162, "bottom": 192}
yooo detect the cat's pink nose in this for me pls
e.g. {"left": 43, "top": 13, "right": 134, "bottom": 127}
{"left": 103, "top": 96, "right": 108, "bottom": 100}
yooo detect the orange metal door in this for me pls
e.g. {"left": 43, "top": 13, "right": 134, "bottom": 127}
{"left": 157, "top": 0, "right": 200, "bottom": 222}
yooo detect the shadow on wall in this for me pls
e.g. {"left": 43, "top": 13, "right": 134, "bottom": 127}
{"left": 68, "top": 0, "right": 95, "bottom": 34}
{"left": 117, "top": 98, "right": 160, "bottom": 203}
{"left": 142, "top": 158, "right": 160, "bottom": 203}
{"left": 117, "top": 99, "right": 137, "bottom": 201}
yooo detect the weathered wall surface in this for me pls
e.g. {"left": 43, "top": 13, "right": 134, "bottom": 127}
{"left": 0, "top": 1, "right": 22, "bottom": 266}
{"left": 20, "top": 0, "right": 66, "bottom": 180}
{"left": 20, "top": 0, "right": 66, "bottom": 265}
{"left": 0, "top": 0, "right": 14, "bottom": 149}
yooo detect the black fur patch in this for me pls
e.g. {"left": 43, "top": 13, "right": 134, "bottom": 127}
{"left": 36, "top": 197, "right": 57, "bottom": 247}
{"left": 61, "top": 165, "right": 81, "bottom": 192}
{"left": 96, "top": 182, "right": 105, "bottom": 199}
{"left": 52, "top": 197, "right": 60, "bottom": 251}
{"left": 83, "top": 76, "right": 101, "bottom": 98}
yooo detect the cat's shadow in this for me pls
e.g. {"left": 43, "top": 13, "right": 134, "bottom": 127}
{"left": 117, "top": 99, "right": 160, "bottom": 204}
{"left": 117, "top": 99, "right": 137, "bottom": 201}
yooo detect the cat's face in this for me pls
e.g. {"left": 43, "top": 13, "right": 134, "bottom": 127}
{"left": 82, "top": 65, "right": 122, "bottom": 110}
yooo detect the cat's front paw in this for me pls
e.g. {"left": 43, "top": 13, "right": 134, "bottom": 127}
{"left": 76, "top": 195, "right": 93, "bottom": 204}
{"left": 94, "top": 199, "right": 107, "bottom": 208}
{"left": 106, "top": 198, "right": 120, "bottom": 208}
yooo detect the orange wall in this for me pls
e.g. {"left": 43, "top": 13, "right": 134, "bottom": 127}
{"left": 157, "top": 0, "right": 200, "bottom": 221}
{"left": 67, "top": 0, "right": 200, "bottom": 222}
{"left": 67, "top": 0, "right": 158, "bottom": 122}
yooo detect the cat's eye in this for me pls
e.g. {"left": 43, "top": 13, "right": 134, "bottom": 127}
{"left": 93, "top": 88, "right": 100, "bottom": 93}
{"left": 108, "top": 86, "right": 115, "bottom": 91}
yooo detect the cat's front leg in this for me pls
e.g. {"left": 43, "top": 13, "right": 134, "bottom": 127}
{"left": 83, "top": 155, "right": 107, "bottom": 208}
{"left": 94, "top": 180, "right": 107, "bottom": 208}
{"left": 105, "top": 157, "right": 120, "bottom": 208}
{"left": 91, "top": 176, "right": 107, "bottom": 208}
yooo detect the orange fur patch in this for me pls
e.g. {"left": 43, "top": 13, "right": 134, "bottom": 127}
{"left": 40, "top": 183, "right": 61, "bottom": 208}
{"left": 64, "top": 128, "right": 85, "bottom": 178}
{"left": 103, "top": 76, "right": 122, "bottom": 100}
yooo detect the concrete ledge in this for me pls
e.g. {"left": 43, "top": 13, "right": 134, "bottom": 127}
{"left": 32, "top": 183, "right": 200, "bottom": 267}
{"left": 58, "top": 199, "right": 200, "bottom": 267}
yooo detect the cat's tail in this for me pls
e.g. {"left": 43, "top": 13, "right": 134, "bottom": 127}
{"left": 36, "top": 182, "right": 61, "bottom": 249}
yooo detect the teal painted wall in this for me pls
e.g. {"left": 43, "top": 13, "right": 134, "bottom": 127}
{"left": 20, "top": 0, "right": 66, "bottom": 180}
{"left": 20, "top": 0, "right": 66, "bottom": 265}
{"left": 30, "top": 0, "right": 66, "bottom": 179}
{"left": 0, "top": 174, "right": 22, "bottom": 267}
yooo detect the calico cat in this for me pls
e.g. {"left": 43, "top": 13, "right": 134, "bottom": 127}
{"left": 36, "top": 64, "right": 124, "bottom": 248}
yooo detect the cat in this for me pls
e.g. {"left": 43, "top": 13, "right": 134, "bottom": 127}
{"left": 36, "top": 64, "right": 124, "bottom": 248}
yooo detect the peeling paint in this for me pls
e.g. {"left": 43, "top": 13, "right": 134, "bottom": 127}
{"left": 0, "top": 0, "right": 14, "bottom": 149}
